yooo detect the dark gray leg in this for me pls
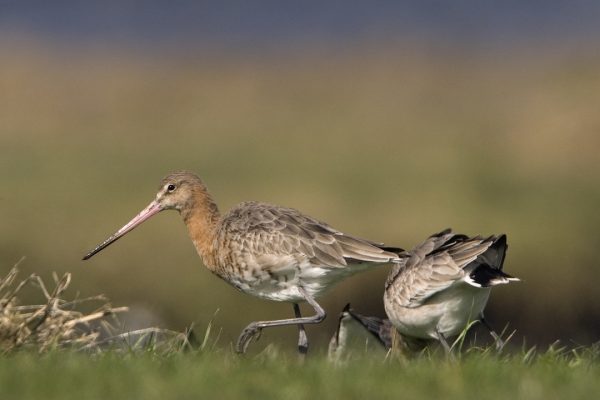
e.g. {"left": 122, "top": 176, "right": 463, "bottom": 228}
{"left": 294, "top": 303, "right": 309, "bottom": 355}
{"left": 480, "top": 314, "right": 504, "bottom": 351}
{"left": 435, "top": 328, "right": 452, "bottom": 354}
{"left": 236, "top": 287, "right": 326, "bottom": 354}
{"left": 435, "top": 329, "right": 457, "bottom": 361}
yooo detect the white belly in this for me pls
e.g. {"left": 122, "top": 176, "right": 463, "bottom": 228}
{"left": 226, "top": 262, "right": 374, "bottom": 303}
{"left": 386, "top": 284, "right": 491, "bottom": 339}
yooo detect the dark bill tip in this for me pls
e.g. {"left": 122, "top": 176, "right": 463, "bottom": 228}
{"left": 82, "top": 200, "right": 162, "bottom": 262}
{"left": 82, "top": 233, "right": 123, "bottom": 260}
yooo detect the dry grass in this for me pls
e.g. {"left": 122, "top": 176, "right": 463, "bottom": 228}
{"left": 0, "top": 258, "right": 128, "bottom": 353}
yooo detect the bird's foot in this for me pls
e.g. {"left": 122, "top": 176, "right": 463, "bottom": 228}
{"left": 298, "top": 329, "right": 308, "bottom": 355}
{"left": 235, "top": 323, "right": 263, "bottom": 354}
{"left": 298, "top": 341, "right": 308, "bottom": 355}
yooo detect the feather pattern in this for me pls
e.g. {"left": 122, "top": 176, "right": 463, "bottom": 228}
{"left": 384, "top": 229, "right": 518, "bottom": 339}
{"left": 385, "top": 230, "right": 508, "bottom": 307}
{"left": 211, "top": 201, "right": 405, "bottom": 301}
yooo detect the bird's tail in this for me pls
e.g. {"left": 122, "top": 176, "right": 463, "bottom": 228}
{"left": 467, "top": 234, "right": 520, "bottom": 287}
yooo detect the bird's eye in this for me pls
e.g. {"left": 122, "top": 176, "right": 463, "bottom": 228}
{"left": 167, "top": 184, "right": 176, "bottom": 192}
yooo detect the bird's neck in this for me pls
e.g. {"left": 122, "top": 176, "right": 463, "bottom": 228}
{"left": 181, "top": 191, "right": 221, "bottom": 269}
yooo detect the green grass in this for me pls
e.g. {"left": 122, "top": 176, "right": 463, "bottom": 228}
{"left": 2, "top": 347, "right": 599, "bottom": 400}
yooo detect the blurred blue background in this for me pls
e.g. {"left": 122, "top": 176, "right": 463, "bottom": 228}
{"left": 3, "top": 1, "right": 600, "bottom": 48}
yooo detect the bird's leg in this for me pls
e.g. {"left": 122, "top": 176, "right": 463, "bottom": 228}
{"left": 435, "top": 328, "right": 455, "bottom": 360}
{"left": 293, "top": 303, "right": 309, "bottom": 356}
{"left": 435, "top": 329, "right": 452, "bottom": 353}
{"left": 236, "top": 287, "right": 326, "bottom": 354}
{"left": 480, "top": 314, "right": 504, "bottom": 352}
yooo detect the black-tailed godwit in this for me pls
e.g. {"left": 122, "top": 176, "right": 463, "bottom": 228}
{"left": 83, "top": 171, "right": 405, "bottom": 354}
{"left": 383, "top": 229, "right": 519, "bottom": 353}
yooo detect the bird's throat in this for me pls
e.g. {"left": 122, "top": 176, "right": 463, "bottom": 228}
{"left": 181, "top": 191, "right": 220, "bottom": 269}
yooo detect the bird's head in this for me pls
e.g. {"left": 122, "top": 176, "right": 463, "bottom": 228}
{"left": 82, "top": 171, "right": 208, "bottom": 260}
{"left": 155, "top": 171, "right": 206, "bottom": 212}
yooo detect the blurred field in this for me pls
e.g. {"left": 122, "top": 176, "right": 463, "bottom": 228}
{"left": 2, "top": 348, "right": 600, "bottom": 400}
{"left": 1, "top": 38, "right": 599, "bottom": 350}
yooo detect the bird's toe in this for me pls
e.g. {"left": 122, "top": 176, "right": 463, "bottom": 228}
{"left": 235, "top": 324, "right": 262, "bottom": 354}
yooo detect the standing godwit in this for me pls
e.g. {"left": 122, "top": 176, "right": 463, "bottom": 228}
{"left": 384, "top": 229, "right": 519, "bottom": 353}
{"left": 83, "top": 171, "right": 405, "bottom": 354}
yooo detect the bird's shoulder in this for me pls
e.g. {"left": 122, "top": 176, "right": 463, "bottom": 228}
{"left": 218, "top": 202, "right": 340, "bottom": 263}
{"left": 221, "top": 201, "right": 337, "bottom": 235}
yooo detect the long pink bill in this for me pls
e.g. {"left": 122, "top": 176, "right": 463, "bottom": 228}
{"left": 83, "top": 200, "right": 162, "bottom": 260}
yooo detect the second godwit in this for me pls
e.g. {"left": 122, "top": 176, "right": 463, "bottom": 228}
{"left": 384, "top": 229, "right": 519, "bottom": 353}
{"left": 83, "top": 171, "right": 405, "bottom": 354}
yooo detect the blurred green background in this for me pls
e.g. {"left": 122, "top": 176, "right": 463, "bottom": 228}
{"left": 1, "top": 2, "right": 599, "bottom": 351}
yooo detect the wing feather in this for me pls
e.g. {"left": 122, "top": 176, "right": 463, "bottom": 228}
{"left": 386, "top": 230, "right": 502, "bottom": 307}
{"left": 221, "top": 201, "right": 402, "bottom": 269}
